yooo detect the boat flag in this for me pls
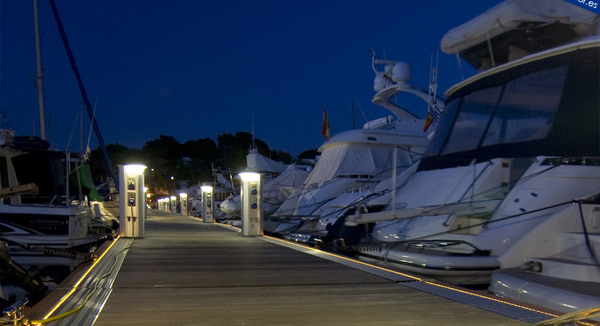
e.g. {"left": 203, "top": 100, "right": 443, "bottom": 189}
{"left": 321, "top": 108, "right": 330, "bottom": 140}
{"left": 423, "top": 112, "right": 434, "bottom": 132}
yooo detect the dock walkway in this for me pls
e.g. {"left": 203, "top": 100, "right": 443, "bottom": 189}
{"left": 41, "top": 211, "right": 555, "bottom": 325}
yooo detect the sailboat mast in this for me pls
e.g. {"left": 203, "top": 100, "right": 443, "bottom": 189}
{"left": 33, "top": 0, "right": 46, "bottom": 140}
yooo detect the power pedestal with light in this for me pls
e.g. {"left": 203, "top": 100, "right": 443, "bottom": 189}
{"left": 239, "top": 172, "right": 263, "bottom": 236}
{"left": 163, "top": 197, "right": 170, "bottom": 212}
{"left": 201, "top": 185, "right": 213, "bottom": 223}
{"left": 118, "top": 164, "right": 147, "bottom": 238}
{"left": 170, "top": 195, "right": 176, "bottom": 213}
{"left": 180, "top": 193, "right": 188, "bottom": 216}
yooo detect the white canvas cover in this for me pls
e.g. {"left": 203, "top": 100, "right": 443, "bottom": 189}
{"left": 273, "top": 141, "right": 415, "bottom": 216}
{"left": 215, "top": 173, "right": 232, "bottom": 189}
{"left": 246, "top": 149, "right": 288, "bottom": 174}
{"left": 301, "top": 142, "right": 412, "bottom": 189}
{"left": 263, "top": 165, "right": 310, "bottom": 200}
{"left": 441, "top": 0, "right": 599, "bottom": 55}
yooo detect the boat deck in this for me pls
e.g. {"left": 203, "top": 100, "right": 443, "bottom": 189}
{"left": 27, "top": 210, "right": 562, "bottom": 325}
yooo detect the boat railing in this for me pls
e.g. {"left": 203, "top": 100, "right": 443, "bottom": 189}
{"left": 272, "top": 214, "right": 321, "bottom": 222}
{"left": 1, "top": 297, "right": 28, "bottom": 325}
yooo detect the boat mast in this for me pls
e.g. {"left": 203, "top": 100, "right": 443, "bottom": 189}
{"left": 33, "top": 0, "right": 46, "bottom": 140}
{"left": 48, "top": 0, "right": 119, "bottom": 189}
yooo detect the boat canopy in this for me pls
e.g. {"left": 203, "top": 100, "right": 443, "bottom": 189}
{"left": 263, "top": 165, "right": 310, "bottom": 200}
{"left": 303, "top": 142, "right": 413, "bottom": 188}
{"left": 441, "top": 0, "right": 599, "bottom": 70}
{"left": 246, "top": 149, "right": 288, "bottom": 174}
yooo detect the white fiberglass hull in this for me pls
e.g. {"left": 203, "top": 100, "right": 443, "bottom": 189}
{"left": 0, "top": 204, "right": 102, "bottom": 248}
{"left": 490, "top": 269, "right": 600, "bottom": 315}
{"left": 355, "top": 243, "right": 498, "bottom": 284}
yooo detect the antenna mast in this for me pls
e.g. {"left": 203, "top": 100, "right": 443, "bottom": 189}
{"left": 428, "top": 51, "right": 442, "bottom": 121}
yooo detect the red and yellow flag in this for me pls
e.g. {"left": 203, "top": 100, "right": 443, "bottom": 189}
{"left": 320, "top": 108, "right": 330, "bottom": 140}
{"left": 423, "top": 112, "right": 434, "bottom": 132}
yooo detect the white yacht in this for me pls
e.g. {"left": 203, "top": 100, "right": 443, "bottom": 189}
{"left": 343, "top": 0, "right": 600, "bottom": 313}
{"left": 274, "top": 57, "right": 443, "bottom": 238}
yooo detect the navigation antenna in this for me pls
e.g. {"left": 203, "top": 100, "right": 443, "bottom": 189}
{"left": 428, "top": 51, "right": 442, "bottom": 122}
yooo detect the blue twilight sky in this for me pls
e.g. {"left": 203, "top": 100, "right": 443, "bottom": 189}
{"left": 1, "top": 0, "right": 503, "bottom": 157}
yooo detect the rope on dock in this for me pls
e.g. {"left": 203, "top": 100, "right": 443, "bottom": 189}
{"left": 533, "top": 306, "right": 600, "bottom": 326}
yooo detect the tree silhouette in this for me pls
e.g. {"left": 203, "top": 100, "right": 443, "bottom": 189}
{"left": 89, "top": 132, "right": 305, "bottom": 195}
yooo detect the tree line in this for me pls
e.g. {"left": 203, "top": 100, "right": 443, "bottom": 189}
{"left": 88, "top": 131, "right": 318, "bottom": 191}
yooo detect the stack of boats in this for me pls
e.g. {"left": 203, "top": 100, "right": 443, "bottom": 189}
{"left": 267, "top": 0, "right": 600, "bottom": 317}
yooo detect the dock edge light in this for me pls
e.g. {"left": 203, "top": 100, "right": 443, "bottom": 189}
{"left": 124, "top": 164, "right": 147, "bottom": 175}
{"left": 239, "top": 171, "right": 260, "bottom": 182}
{"left": 201, "top": 185, "right": 213, "bottom": 193}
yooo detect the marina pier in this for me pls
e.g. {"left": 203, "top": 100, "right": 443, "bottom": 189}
{"left": 22, "top": 210, "right": 561, "bottom": 325}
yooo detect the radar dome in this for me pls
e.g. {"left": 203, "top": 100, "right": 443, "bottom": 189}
{"left": 391, "top": 62, "right": 410, "bottom": 83}
{"left": 373, "top": 73, "right": 390, "bottom": 92}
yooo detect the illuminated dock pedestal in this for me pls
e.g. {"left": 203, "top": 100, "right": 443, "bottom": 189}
{"left": 163, "top": 197, "right": 170, "bottom": 212}
{"left": 239, "top": 172, "right": 263, "bottom": 236}
{"left": 118, "top": 164, "right": 147, "bottom": 238}
{"left": 180, "top": 193, "right": 188, "bottom": 216}
{"left": 201, "top": 185, "right": 213, "bottom": 223}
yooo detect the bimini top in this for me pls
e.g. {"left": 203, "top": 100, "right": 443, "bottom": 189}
{"left": 441, "top": 0, "right": 599, "bottom": 70}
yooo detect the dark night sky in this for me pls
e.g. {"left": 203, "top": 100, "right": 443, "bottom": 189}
{"left": 1, "top": 1, "right": 503, "bottom": 156}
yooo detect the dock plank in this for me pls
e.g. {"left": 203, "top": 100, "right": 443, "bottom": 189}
{"left": 92, "top": 211, "right": 529, "bottom": 326}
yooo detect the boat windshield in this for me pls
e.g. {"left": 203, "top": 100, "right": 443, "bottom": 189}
{"left": 442, "top": 66, "right": 566, "bottom": 155}
{"left": 420, "top": 45, "right": 600, "bottom": 171}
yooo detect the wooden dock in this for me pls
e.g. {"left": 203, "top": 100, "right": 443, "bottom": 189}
{"left": 29, "top": 211, "right": 561, "bottom": 325}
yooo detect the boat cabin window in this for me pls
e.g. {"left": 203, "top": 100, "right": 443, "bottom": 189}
{"left": 441, "top": 66, "right": 567, "bottom": 156}
{"left": 421, "top": 45, "right": 599, "bottom": 171}
{"left": 441, "top": 86, "right": 503, "bottom": 154}
{"left": 482, "top": 67, "right": 567, "bottom": 147}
